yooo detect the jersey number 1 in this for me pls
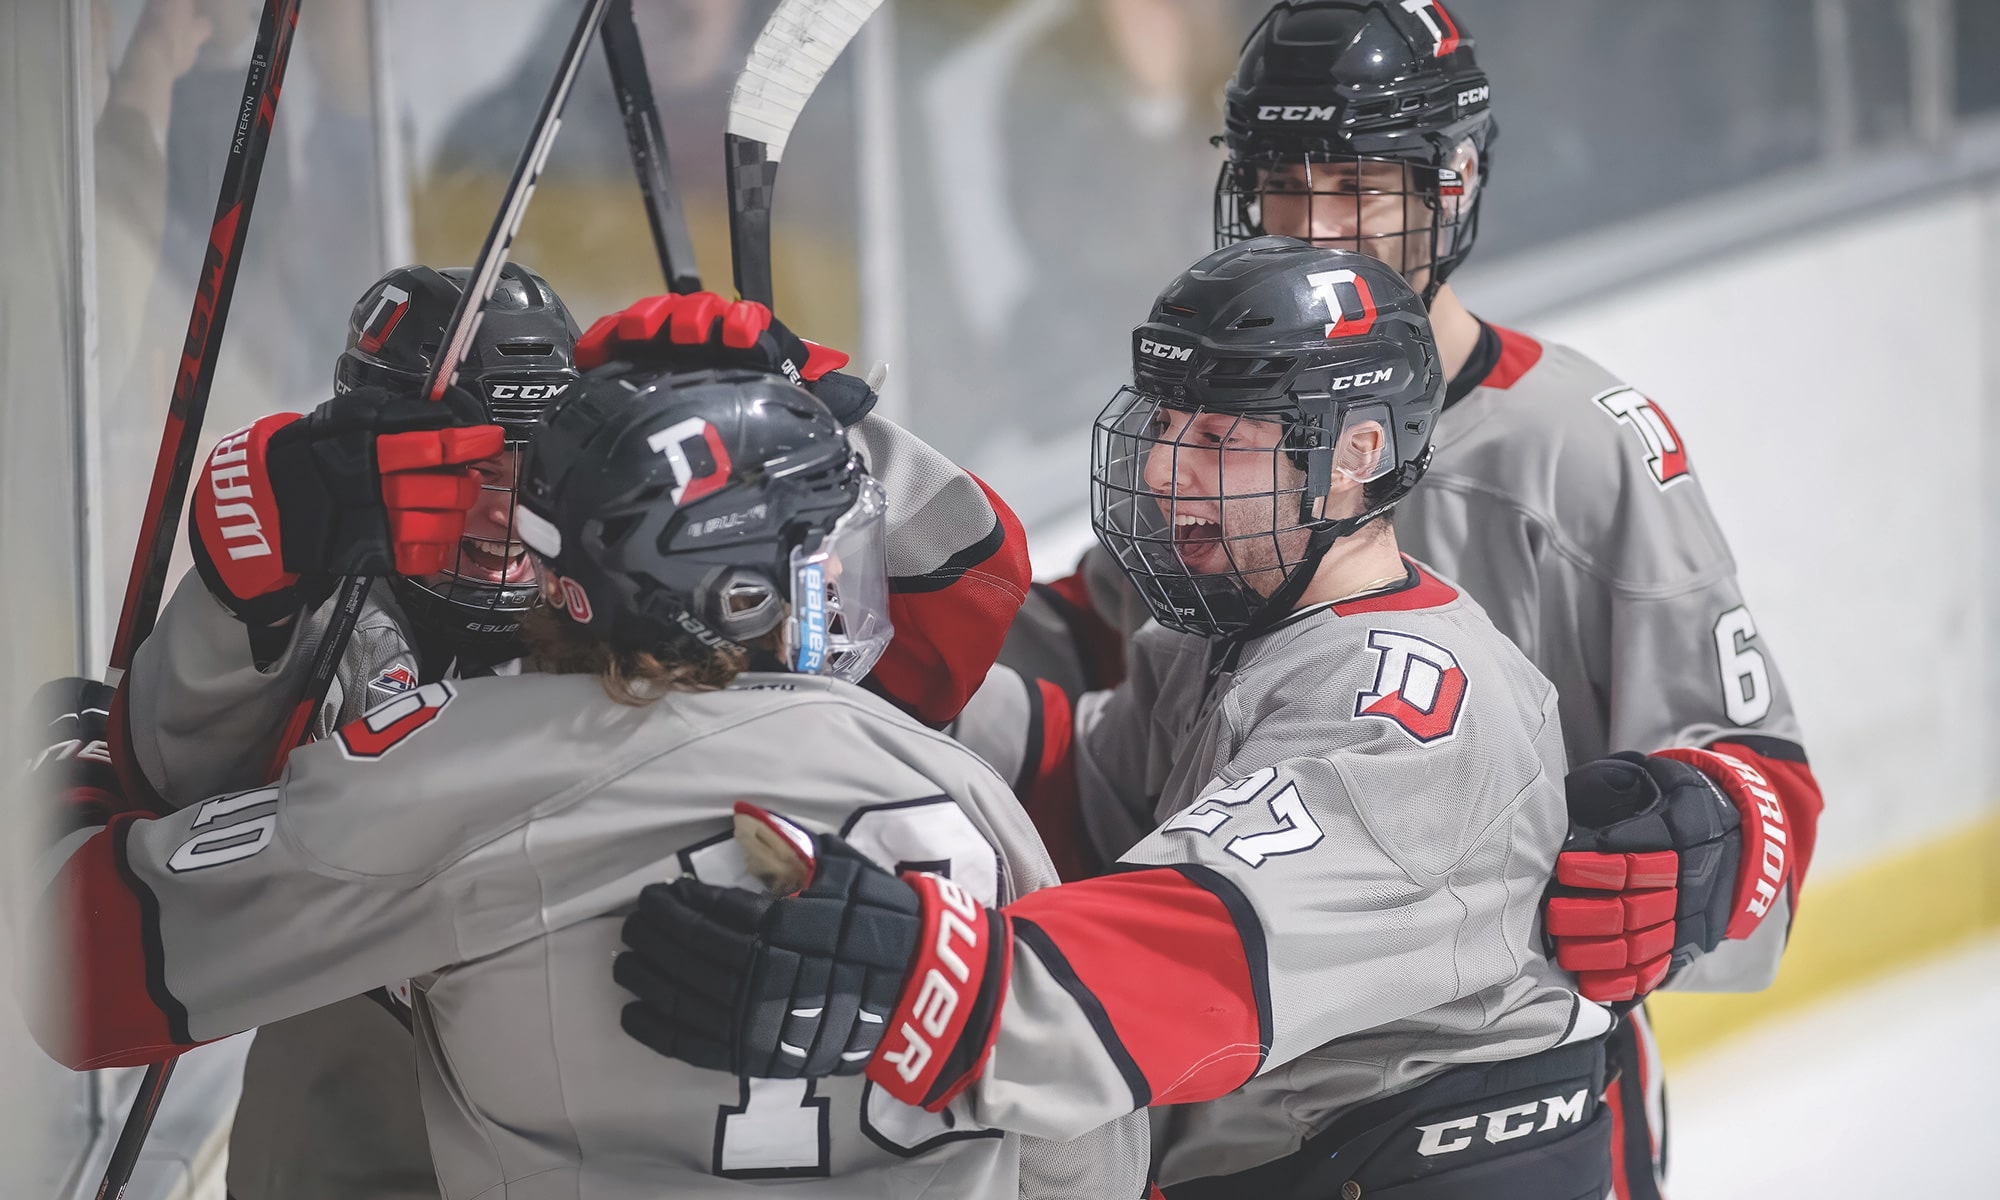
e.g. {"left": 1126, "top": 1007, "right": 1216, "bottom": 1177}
{"left": 683, "top": 798, "right": 1006, "bottom": 1178}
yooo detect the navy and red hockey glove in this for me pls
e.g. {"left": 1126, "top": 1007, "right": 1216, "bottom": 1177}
{"left": 188, "top": 386, "right": 503, "bottom": 626}
{"left": 615, "top": 803, "right": 1008, "bottom": 1110}
{"left": 1547, "top": 748, "right": 1793, "bottom": 1003}
{"left": 25, "top": 678, "right": 133, "bottom": 836}
{"left": 575, "top": 292, "right": 879, "bottom": 425}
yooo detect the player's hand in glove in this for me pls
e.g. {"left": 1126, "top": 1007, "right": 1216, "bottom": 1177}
{"left": 25, "top": 678, "right": 132, "bottom": 833}
{"left": 615, "top": 803, "right": 1009, "bottom": 1110}
{"left": 575, "top": 291, "right": 879, "bottom": 425}
{"left": 189, "top": 386, "right": 503, "bottom": 626}
{"left": 1547, "top": 748, "right": 1791, "bottom": 1003}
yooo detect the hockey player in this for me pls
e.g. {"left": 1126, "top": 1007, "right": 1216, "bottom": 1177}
{"left": 128, "top": 260, "right": 584, "bottom": 1200}
{"left": 29, "top": 361, "right": 1147, "bottom": 1198}
{"left": 118, "top": 270, "right": 1034, "bottom": 1199}
{"left": 612, "top": 240, "right": 1638, "bottom": 1199}
{"left": 1002, "top": 5, "right": 1827, "bottom": 1196}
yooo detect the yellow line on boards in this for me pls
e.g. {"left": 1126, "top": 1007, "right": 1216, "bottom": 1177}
{"left": 1646, "top": 810, "right": 2000, "bottom": 1067}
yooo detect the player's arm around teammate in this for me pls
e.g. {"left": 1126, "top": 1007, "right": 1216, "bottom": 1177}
{"left": 618, "top": 243, "right": 1621, "bottom": 1199}
{"left": 24, "top": 366, "right": 1145, "bottom": 1199}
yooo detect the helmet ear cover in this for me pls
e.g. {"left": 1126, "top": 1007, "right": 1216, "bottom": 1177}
{"left": 695, "top": 566, "right": 785, "bottom": 642}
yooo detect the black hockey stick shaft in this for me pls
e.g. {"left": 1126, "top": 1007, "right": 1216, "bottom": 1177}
{"left": 94, "top": 1057, "right": 176, "bottom": 1200}
{"left": 600, "top": 0, "right": 701, "bottom": 292}
{"left": 268, "top": 0, "right": 614, "bottom": 775}
{"left": 725, "top": 0, "right": 885, "bottom": 308}
{"left": 107, "top": 0, "right": 302, "bottom": 679}
{"left": 95, "top": 8, "right": 302, "bottom": 1198}
{"left": 725, "top": 132, "right": 778, "bottom": 306}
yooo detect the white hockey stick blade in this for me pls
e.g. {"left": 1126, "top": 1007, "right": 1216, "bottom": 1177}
{"left": 727, "top": 0, "right": 885, "bottom": 162}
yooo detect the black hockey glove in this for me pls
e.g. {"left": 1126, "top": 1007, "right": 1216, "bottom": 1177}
{"left": 1546, "top": 748, "right": 1790, "bottom": 1002}
{"left": 574, "top": 292, "right": 879, "bottom": 425}
{"left": 188, "top": 385, "right": 502, "bottom": 626}
{"left": 25, "top": 677, "right": 126, "bottom": 835}
{"left": 615, "top": 803, "right": 1008, "bottom": 1110}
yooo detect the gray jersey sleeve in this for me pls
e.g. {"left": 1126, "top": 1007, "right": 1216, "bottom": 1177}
{"left": 1399, "top": 343, "right": 1824, "bottom": 994}
{"left": 126, "top": 570, "right": 418, "bottom": 806}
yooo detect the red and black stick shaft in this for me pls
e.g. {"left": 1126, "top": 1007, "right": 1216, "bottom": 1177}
{"left": 600, "top": 0, "right": 701, "bottom": 293}
{"left": 95, "top": 6, "right": 302, "bottom": 1197}
{"left": 106, "top": 0, "right": 302, "bottom": 683}
{"left": 266, "top": 0, "right": 615, "bottom": 775}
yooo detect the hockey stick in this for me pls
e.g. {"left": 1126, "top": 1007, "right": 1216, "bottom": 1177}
{"left": 106, "top": 0, "right": 302, "bottom": 686}
{"left": 725, "top": 0, "right": 885, "bottom": 306}
{"left": 600, "top": 0, "right": 701, "bottom": 292}
{"left": 94, "top": 7, "right": 302, "bottom": 1198}
{"left": 268, "top": 0, "right": 615, "bottom": 774}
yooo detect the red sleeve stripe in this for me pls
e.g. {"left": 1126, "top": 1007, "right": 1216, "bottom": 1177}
{"left": 884, "top": 475, "right": 1026, "bottom": 596}
{"left": 117, "top": 818, "right": 194, "bottom": 1048}
{"left": 1007, "top": 865, "right": 1269, "bottom": 1106}
{"left": 1032, "top": 575, "right": 1128, "bottom": 693}
{"left": 46, "top": 816, "right": 191, "bottom": 1068}
{"left": 1011, "top": 916, "right": 1152, "bottom": 1107}
{"left": 1704, "top": 734, "right": 1823, "bottom": 893}
{"left": 872, "top": 478, "right": 1032, "bottom": 728}
{"left": 1019, "top": 680, "right": 1099, "bottom": 882}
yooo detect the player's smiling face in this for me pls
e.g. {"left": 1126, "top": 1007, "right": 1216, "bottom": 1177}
{"left": 427, "top": 450, "right": 537, "bottom": 588}
{"left": 1255, "top": 158, "right": 1431, "bottom": 279}
{"left": 1140, "top": 407, "right": 1309, "bottom": 596}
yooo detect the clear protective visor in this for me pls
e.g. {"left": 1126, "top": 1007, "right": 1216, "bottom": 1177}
{"left": 785, "top": 476, "right": 894, "bottom": 683}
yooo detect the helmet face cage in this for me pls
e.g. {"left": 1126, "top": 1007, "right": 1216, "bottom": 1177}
{"left": 1213, "top": 149, "right": 1478, "bottom": 299}
{"left": 1093, "top": 387, "right": 1338, "bottom": 638}
{"left": 393, "top": 442, "right": 540, "bottom": 654}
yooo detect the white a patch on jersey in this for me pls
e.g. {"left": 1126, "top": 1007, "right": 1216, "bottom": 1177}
{"left": 1353, "top": 629, "right": 1467, "bottom": 744}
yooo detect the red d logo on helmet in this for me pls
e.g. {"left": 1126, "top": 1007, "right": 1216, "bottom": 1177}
{"left": 646, "top": 418, "right": 734, "bottom": 506}
{"left": 1307, "top": 269, "right": 1378, "bottom": 339}
{"left": 356, "top": 283, "right": 412, "bottom": 354}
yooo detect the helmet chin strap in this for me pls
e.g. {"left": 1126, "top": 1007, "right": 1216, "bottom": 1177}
{"left": 1210, "top": 446, "right": 1430, "bottom": 678}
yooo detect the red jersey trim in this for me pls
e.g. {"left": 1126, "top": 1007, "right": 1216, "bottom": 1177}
{"left": 1006, "top": 865, "right": 1267, "bottom": 1106}
{"left": 1331, "top": 560, "right": 1459, "bottom": 616}
{"left": 45, "top": 816, "right": 191, "bottom": 1069}
{"left": 1480, "top": 325, "right": 1544, "bottom": 391}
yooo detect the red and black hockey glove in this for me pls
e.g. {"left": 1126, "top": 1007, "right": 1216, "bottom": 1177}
{"left": 575, "top": 291, "right": 879, "bottom": 425}
{"left": 188, "top": 386, "right": 503, "bottom": 626}
{"left": 25, "top": 678, "right": 131, "bottom": 837}
{"left": 615, "top": 803, "right": 1009, "bottom": 1110}
{"left": 1547, "top": 748, "right": 1792, "bottom": 1003}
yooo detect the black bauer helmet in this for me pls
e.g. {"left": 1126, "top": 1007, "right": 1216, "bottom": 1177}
{"left": 1215, "top": 1, "right": 1495, "bottom": 299}
{"left": 515, "top": 366, "right": 894, "bottom": 681}
{"left": 337, "top": 263, "right": 581, "bottom": 661}
{"left": 1091, "top": 237, "right": 1441, "bottom": 640}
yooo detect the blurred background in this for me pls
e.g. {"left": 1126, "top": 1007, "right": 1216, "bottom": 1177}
{"left": 3, "top": 0, "right": 1995, "bottom": 1194}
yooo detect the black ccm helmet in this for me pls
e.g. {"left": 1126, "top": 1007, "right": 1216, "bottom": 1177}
{"left": 516, "top": 366, "right": 893, "bottom": 681}
{"left": 1215, "top": 1, "right": 1495, "bottom": 298}
{"left": 337, "top": 263, "right": 581, "bottom": 657}
{"left": 1091, "top": 237, "right": 1441, "bottom": 640}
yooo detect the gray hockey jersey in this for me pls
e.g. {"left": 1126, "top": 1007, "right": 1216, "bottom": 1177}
{"left": 1394, "top": 323, "right": 1823, "bottom": 989}
{"left": 957, "top": 564, "right": 1609, "bottom": 1185}
{"left": 117, "top": 410, "right": 1045, "bottom": 1200}
{"left": 39, "top": 672, "right": 1150, "bottom": 1199}
{"left": 996, "top": 328, "right": 1824, "bottom": 995}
